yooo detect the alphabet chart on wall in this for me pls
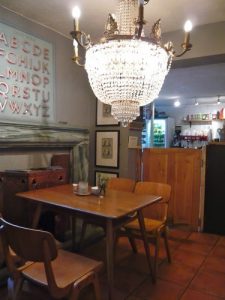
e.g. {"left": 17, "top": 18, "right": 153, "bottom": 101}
{"left": 0, "top": 22, "right": 54, "bottom": 123}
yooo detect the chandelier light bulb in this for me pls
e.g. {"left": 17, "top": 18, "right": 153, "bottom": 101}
{"left": 72, "top": 6, "right": 81, "bottom": 19}
{"left": 184, "top": 20, "right": 193, "bottom": 32}
{"left": 194, "top": 98, "right": 199, "bottom": 106}
{"left": 174, "top": 100, "right": 181, "bottom": 107}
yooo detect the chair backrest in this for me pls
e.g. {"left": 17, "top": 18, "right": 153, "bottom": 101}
{"left": 107, "top": 177, "right": 136, "bottom": 192}
{"left": 0, "top": 217, "right": 57, "bottom": 262}
{"left": 134, "top": 181, "right": 171, "bottom": 221}
{"left": 0, "top": 217, "right": 58, "bottom": 290}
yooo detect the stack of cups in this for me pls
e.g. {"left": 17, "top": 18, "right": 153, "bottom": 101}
{"left": 78, "top": 181, "right": 88, "bottom": 194}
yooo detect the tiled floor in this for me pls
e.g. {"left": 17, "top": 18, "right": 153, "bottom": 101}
{"left": 0, "top": 226, "right": 225, "bottom": 299}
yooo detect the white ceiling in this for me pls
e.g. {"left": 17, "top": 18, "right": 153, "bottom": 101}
{"left": 1, "top": 0, "right": 225, "bottom": 38}
{"left": 1, "top": 0, "right": 225, "bottom": 106}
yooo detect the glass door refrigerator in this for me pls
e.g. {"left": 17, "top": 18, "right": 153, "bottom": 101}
{"left": 142, "top": 118, "right": 175, "bottom": 148}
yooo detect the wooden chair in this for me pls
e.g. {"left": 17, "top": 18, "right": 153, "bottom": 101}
{"left": 123, "top": 181, "right": 172, "bottom": 278}
{"left": 0, "top": 217, "right": 103, "bottom": 300}
{"left": 79, "top": 178, "right": 136, "bottom": 250}
{"left": 107, "top": 177, "right": 136, "bottom": 192}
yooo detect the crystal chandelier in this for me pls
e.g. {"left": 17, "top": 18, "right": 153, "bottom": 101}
{"left": 70, "top": 0, "right": 193, "bottom": 127}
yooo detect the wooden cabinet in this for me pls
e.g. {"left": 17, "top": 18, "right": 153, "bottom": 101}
{"left": 143, "top": 148, "right": 202, "bottom": 230}
{"left": 1, "top": 168, "right": 67, "bottom": 226}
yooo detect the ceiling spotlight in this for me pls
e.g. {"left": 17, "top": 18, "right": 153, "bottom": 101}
{"left": 217, "top": 96, "right": 221, "bottom": 105}
{"left": 174, "top": 100, "right": 181, "bottom": 107}
{"left": 194, "top": 98, "right": 199, "bottom": 106}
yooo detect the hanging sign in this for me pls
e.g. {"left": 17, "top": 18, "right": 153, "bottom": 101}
{"left": 0, "top": 22, "right": 54, "bottom": 123}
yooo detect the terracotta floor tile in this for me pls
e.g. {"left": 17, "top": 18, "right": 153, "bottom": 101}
{"left": 188, "top": 232, "right": 219, "bottom": 246}
{"left": 132, "top": 278, "right": 184, "bottom": 300}
{"left": 180, "top": 288, "right": 224, "bottom": 300}
{"left": 136, "top": 238, "right": 179, "bottom": 263}
{"left": 172, "top": 249, "right": 206, "bottom": 269}
{"left": 218, "top": 236, "right": 225, "bottom": 246}
{"left": 98, "top": 281, "right": 127, "bottom": 300}
{"left": 179, "top": 240, "right": 213, "bottom": 255}
{"left": 118, "top": 252, "right": 152, "bottom": 274}
{"left": 190, "top": 270, "right": 225, "bottom": 298}
{"left": 127, "top": 296, "right": 144, "bottom": 300}
{"left": 100, "top": 265, "right": 147, "bottom": 296}
{"left": 157, "top": 261, "right": 196, "bottom": 287}
{"left": 210, "top": 244, "right": 225, "bottom": 259}
{"left": 168, "top": 227, "right": 191, "bottom": 241}
{"left": 202, "top": 256, "right": 225, "bottom": 274}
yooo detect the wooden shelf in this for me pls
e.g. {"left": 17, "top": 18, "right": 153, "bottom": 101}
{"left": 183, "top": 119, "right": 225, "bottom": 125}
{"left": 183, "top": 120, "right": 212, "bottom": 124}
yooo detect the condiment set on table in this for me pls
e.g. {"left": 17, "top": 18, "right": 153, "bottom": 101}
{"left": 73, "top": 181, "right": 105, "bottom": 196}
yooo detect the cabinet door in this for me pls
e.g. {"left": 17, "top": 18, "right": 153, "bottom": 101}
{"left": 143, "top": 149, "right": 173, "bottom": 220}
{"left": 142, "top": 148, "right": 201, "bottom": 230}
{"left": 143, "top": 149, "right": 170, "bottom": 183}
{"left": 2, "top": 174, "right": 28, "bottom": 225}
{"left": 173, "top": 151, "right": 201, "bottom": 228}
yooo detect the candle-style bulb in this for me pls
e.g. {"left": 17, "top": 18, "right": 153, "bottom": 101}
{"left": 72, "top": 6, "right": 81, "bottom": 32}
{"left": 184, "top": 20, "right": 192, "bottom": 32}
{"left": 72, "top": 6, "right": 81, "bottom": 19}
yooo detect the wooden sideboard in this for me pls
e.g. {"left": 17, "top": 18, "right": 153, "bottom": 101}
{"left": 142, "top": 148, "right": 202, "bottom": 230}
{"left": 1, "top": 168, "right": 67, "bottom": 227}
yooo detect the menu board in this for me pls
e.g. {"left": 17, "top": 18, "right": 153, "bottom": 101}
{"left": 0, "top": 22, "right": 54, "bottom": 123}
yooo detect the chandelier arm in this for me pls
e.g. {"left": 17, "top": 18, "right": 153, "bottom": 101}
{"left": 136, "top": 1, "right": 146, "bottom": 38}
{"left": 70, "top": 30, "right": 91, "bottom": 49}
{"left": 174, "top": 43, "right": 192, "bottom": 58}
{"left": 72, "top": 56, "right": 85, "bottom": 67}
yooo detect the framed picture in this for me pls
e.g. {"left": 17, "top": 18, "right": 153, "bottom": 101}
{"left": 95, "top": 130, "right": 119, "bottom": 168}
{"left": 95, "top": 171, "right": 119, "bottom": 186}
{"left": 96, "top": 99, "right": 119, "bottom": 126}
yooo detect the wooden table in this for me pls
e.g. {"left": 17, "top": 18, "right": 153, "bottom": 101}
{"left": 17, "top": 184, "right": 162, "bottom": 300}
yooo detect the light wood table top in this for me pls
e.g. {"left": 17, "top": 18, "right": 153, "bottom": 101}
{"left": 16, "top": 184, "right": 161, "bottom": 219}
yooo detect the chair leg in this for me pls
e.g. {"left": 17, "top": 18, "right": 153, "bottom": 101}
{"left": 153, "top": 233, "right": 160, "bottom": 279}
{"left": 70, "top": 272, "right": 101, "bottom": 300}
{"left": 163, "top": 226, "right": 171, "bottom": 263}
{"left": 7, "top": 277, "right": 23, "bottom": 300}
{"left": 125, "top": 228, "right": 138, "bottom": 253}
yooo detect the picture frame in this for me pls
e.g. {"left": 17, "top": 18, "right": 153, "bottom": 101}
{"left": 95, "top": 130, "right": 119, "bottom": 168}
{"left": 95, "top": 171, "right": 119, "bottom": 186}
{"left": 96, "top": 99, "right": 119, "bottom": 126}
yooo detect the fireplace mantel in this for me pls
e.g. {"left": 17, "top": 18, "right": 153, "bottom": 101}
{"left": 0, "top": 122, "right": 89, "bottom": 182}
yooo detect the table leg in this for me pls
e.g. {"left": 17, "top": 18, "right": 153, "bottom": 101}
{"left": 31, "top": 203, "right": 42, "bottom": 229}
{"left": 106, "top": 219, "right": 115, "bottom": 300}
{"left": 137, "top": 209, "right": 155, "bottom": 282}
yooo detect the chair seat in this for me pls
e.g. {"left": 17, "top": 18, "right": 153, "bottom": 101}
{"left": 125, "top": 218, "right": 164, "bottom": 233}
{"left": 22, "top": 249, "right": 103, "bottom": 288}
